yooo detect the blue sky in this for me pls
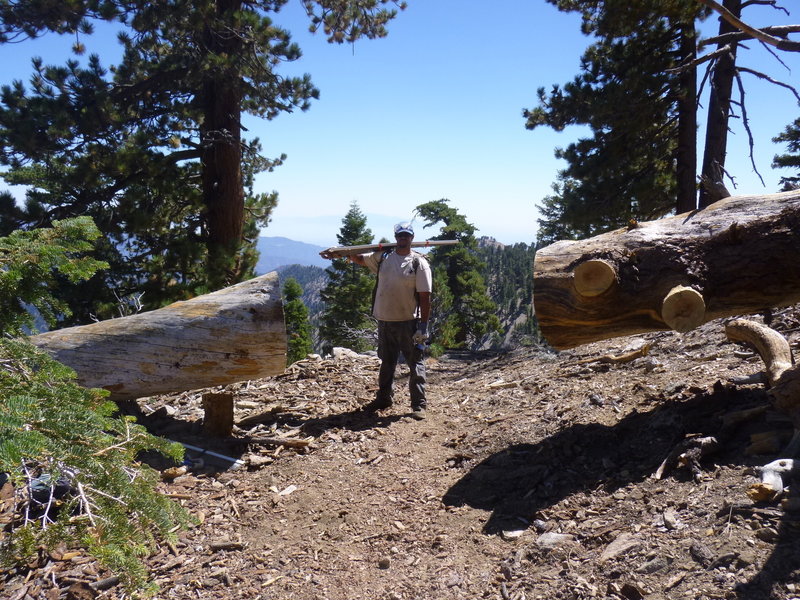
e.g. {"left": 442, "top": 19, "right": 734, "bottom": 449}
{"left": 1, "top": 1, "right": 799, "bottom": 246}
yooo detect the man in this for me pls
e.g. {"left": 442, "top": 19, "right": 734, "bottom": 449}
{"left": 349, "top": 222, "right": 432, "bottom": 419}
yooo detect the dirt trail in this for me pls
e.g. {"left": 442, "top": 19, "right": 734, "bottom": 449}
{"left": 6, "top": 311, "right": 800, "bottom": 600}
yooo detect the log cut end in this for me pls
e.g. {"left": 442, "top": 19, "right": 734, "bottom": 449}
{"left": 573, "top": 259, "right": 617, "bottom": 297}
{"left": 661, "top": 285, "right": 706, "bottom": 333}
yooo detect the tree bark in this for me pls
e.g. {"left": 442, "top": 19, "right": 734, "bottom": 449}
{"left": 202, "top": 0, "right": 245, "bottom": 289}
{"left": 698, "top": 0, "right": 740, "bottom": 208}
{"left": 30, "top": 272, "right": 286, "bottom": 400}
{"left": 533, "top": 190, "right": 800, "bottom": 349}
{"left": 675, "top": 17, "right": 698, "bottom": 213}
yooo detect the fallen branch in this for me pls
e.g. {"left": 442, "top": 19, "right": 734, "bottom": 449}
{"left": 725, "top": 319, "right": 800, "bottom": 443}
{"left": 209, "top": 541, "right": 247, "bottom": 552}
{"left": 576, "top": 343, "right": 651, "bottom": 365}
{"left": 238, "top": 436, "right": 312, "bottom": 449}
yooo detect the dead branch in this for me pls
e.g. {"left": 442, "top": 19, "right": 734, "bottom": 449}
{"left": 576, "top": 343, "right": 652, "bottom": 365}
{"left": 697, "top": 0, "right": 800, "bottom": 51}
{"left": 725, "top": 319, "right": 793, "bottom": 385}
{"left": 725, "top": 318, "right": 800, "bottom": 456}
{"left": 700, "top": 25, "right": 800, "bottom": 48}
{"left": 736, "top": 65, "right": 800, "bottom": 102}
{"left": 732, "top": 71, "right": 766, "bottom": 186}
{"left": 654, "top": 435, "right": 720, "bottom": 481}
{"left": 668, "top": 43, "right": 732, "bottom": 73}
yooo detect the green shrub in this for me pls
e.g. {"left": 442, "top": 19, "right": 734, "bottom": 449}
{"left": 0, "top": 217, "right": 192, "bottom": 594}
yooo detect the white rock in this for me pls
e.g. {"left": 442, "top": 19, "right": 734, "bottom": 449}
{"left": 501, "top": 529, "right": 525, "bottom": 540}
{"left": 536, "top": 532, "right": 575, "bottom": 550}
{"left": 332, "top": 347, "right": 361, "bottom": 359}
{"left": 600, "top": 532, "right": 642, "bottom": 562}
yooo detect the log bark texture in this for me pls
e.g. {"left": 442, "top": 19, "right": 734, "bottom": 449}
{"left": 31, "top": 272, "right": 286, "bottom": 400}
{"left": 533, "top": 190, "right": 800, "bottom": 349}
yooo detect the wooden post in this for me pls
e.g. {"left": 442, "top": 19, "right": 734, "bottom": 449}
{"left": 202, "top": 392, "right": 234, "bottom": 437}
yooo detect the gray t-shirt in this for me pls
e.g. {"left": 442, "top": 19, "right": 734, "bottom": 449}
{"left": 364, "top": 251, "right": 432, "bottom": 321}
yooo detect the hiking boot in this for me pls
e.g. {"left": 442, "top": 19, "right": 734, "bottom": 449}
{"left": 363, "top": 398, "right": 392, "bottom": 412}
{"left": 410, "top": 407, "right": 426, "bottom": 420}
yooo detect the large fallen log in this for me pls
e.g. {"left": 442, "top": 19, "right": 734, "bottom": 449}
{"left": 533, "top": 190, "right": 800, "bottom": 349}
{"left": 31, "top": 272, "right": 287, "bottom": 401}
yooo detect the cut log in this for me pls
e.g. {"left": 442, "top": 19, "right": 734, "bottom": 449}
{"left": 30, "top": 272, "right": 286, "bottom": 401}
{"left": 533, "top": 190, "right": 800, "bottom": 349}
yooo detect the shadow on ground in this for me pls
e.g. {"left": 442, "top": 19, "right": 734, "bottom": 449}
{"left": 442, "top": 383, "right": 800, "bottom": 599}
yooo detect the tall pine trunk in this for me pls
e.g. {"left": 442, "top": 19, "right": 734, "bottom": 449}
{"left": 676, "top": 17, "right": 698, "bottom": 214}
{"left": 699, "top": 0, "right": 740, "bottom": 208}
{"left": 201, "top": 0, "right": 245, "bottom": 289}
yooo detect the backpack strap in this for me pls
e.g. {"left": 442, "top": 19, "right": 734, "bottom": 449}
{"left": 370, "top": 250, "right": 391, "bottom": 314}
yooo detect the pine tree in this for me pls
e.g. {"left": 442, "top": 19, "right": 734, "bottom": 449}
{"left": 0, "top": 218, "right": 191, "bottom": 593}
{"left": 318, "top": 201, "right": 376, "bottom": 353}
{"left": 0, "top": 1, "right": 404, "bottom": 321}
{"left": 530, "top": 0, "right": 798, "bottom": 242}
{"left": 479, "top": 241, "right": 542, "bottom": 347}
{"left": 414, "top": 199, "right": 500, "bottom": 350}
{"left": 283, "top": 277, "right": 313, "bottom": 364}
{"left": 526, "top": 0, "right": 701, "bottom": 245}
{"left": 773, "top": 117, "right": 800, "bottom": 191}
{"left": 0, "top": 216, "right": 108, "bottom": 335}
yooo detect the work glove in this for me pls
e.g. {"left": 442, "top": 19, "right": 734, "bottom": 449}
{"left": 413, "top": 322, "right": 428, "bottom": 346}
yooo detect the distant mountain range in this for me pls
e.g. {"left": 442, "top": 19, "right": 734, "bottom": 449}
{"left": 255, "top": 236, "right": 329, "bottom": 274}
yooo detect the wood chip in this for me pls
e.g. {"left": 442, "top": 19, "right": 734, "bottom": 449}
{"left": 486, "top": 380, "right": 518, "bottom": 389}
{"left": 278, "top": 485, "right": 297, "bottom": 496}
{"left": 209, "top": 541, "right": 246, "bottom": 552}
